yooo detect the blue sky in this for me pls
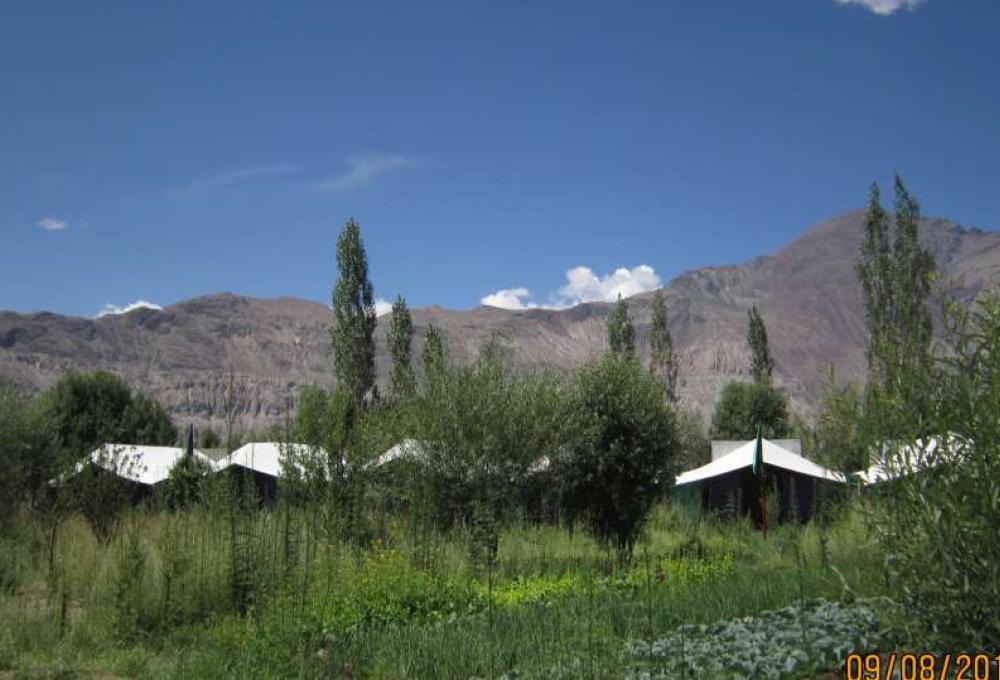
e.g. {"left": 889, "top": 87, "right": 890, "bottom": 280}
{"left": 2, "top": 0, "right": 998, "bottom": 317}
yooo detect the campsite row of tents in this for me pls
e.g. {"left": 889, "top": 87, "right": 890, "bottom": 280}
{"left": 70, "top": 442, "right": 308, "bottom": 502}
{"left": 70, "top": 434, "right": 952, "bottom": 522}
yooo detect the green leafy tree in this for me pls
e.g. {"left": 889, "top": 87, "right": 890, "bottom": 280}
{"left": 867, "top": 293, "right": 1000, "bottom": 647}
{"left": 558, "top": 353, "right": 680, "bottom": 559}
{"left": 331, "top": 218, "right": 377, "bottom": 406}
{"left": 38, "top": 370, "right": 176, "bottom": 464}
{"left": 649, "top": 290, "right": 679, "bottom": 402}
{"left": 34, "top": 371, "right": 175, "bottom": 543}
{"left": 388, "top": 295, "right": 416, "bottom": 398}
{"left": 856, "top": 176, "right": 936, "bottom": 434}
{"left": 161, "top": 453, "right": 213, "bottom": 511}
{"left": 675, "top": 407, "right": 711, "bottom": 472}
{"left": 710, "top": 381, "right": 789, "bottom": 440}
{"left": 0, "top": 383, "right": 54, "bottom": 530}
{"left": 411, "top": 337, "right": 572, "bottom": 563}
{"left": 857, "top": 182, "right": 894, "bottom": 385}
{"left": 420, "top": 324, "right": 448, "bottom": 387}
{"left": 809, "top": 368, "right": 868, "bottom": 473}
{"left": 747, "top": 304, "right": 773, "bottom": 385}
{"left": 607, "top": 294, "right": 636, "bottom": 358}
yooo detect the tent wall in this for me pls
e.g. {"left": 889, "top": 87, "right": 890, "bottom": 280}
{"left": 693, "top": 467, "right": 821, "bottom": 525}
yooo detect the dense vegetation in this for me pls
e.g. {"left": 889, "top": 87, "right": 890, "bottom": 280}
{"left": 1, "top": 182, "right": 999, "bottom": 677}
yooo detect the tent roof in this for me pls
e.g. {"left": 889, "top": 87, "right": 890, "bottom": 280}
{"left": 371, "top": 439, "right": 425, "bottom": 468}
{"left": 215, "top": 442, "right": 328, "bottom": 478}
{"left": 854, "top": 434, "right": 964, "bottom": 484}
{"left": 674, "top": 437, "right": 846, "bottom": 486}
{"left": 81, "top": 444, "right": 214, "bottom": 486}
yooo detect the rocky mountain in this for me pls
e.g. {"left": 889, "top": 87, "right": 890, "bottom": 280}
{"left": 1, "top": 210, "right": 998, "bottom": 435}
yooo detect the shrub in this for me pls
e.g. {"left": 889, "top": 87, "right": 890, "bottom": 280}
{"left": 557, "top": 353, "right": 681, "bottom": 559}
{"left": 868, "top": 294, "right": 1000, "bottom": 648}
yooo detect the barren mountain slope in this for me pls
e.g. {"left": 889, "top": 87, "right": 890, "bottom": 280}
{"left": 1, "top": 210, "right": 997, "bottom": 433}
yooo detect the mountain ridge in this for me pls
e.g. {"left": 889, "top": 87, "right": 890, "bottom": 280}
{"left": 2, "top": 210, "right": 998, "bottom": 435}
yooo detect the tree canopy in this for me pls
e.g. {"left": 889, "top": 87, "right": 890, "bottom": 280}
{"left": 710, "top": 381, "right": 789, "bottom": 440}
{"left": 331, "top": 219, "right": 377, "bottom": 406}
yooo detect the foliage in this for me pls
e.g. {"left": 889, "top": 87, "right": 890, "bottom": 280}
{"left": 710, "top": 381, "right": 789, "bottom": 440}
{"left": 747, "top": 304, "right": 774, "bottom": 385}
{"left": 0, "top": 382, "right": 53, "bottom": 527}
{"left": 674, "top": 407, "right": 711, "bottom": 472}
{"left": 649, "top": 290, "right": 678, "bottom": 402}
{"left": 70, "top": 445, "right": 142, "bottom": 544}
{"left": 331, "top": 218, "right": 377, "bottom": 406}
{"left": 197, "top": 427, "right": 221, "bottom": 449}
{"left": 558, "top": 353, "right": 680, "bottom": 557}
{"left": 856, "top": 176, "right": 936, "bottom": 435}
{"left": 868, "top": 293, "right": 1000, "bottom": 648}
{"left": 420, "top": 323, "right": 448, "bottom": 386}
{"left": 161, "top": 454, "right": 214, "bottom": 511}
{"left": 388, "top": 294, "right": 417, "bottom": 398}
{"left": 38, "top": 370, "right": 176, "bottom": 466}
{"left": 624, "top": 599, "right": 886, "bottom": 679}
{"left": 809, "top": 368, "right": 868, "bottom": 472}
{"left": 410, "top": 337, "right": 573, "bottom": 555}
{"left": 607, "top": 294, "right": 636, "bottom": 358}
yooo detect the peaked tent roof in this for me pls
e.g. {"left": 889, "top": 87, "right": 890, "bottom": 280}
{"left": 216, "top": 442, "right": 330, "bottom": 478}
{"left": 370, "top": 439, "right": 425, "bottom": 469}
{"left": 674, "top": 437, "right": 846, "bottom": 486}
{"left": 78, "top": 444, "right": 215, "bottom": 486}
{"left": 854, "top": 434, "right": 965, "bottom": 485}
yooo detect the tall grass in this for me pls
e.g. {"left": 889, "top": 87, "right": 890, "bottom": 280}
{"left": 0, "top": 497, "right": 885, "bottom": 678}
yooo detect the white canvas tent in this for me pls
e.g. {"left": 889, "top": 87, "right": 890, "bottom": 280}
{"left": 854, "top": 434, "right": 965, "bottom": 485}
{"left": 74, "top": 444, "right": 215, "bottom": 487}
{"left": 215, "top": 442, "right": 329, "bottom": 478}
{"left": 676, "top": 438, "right": 846, "bottom": 487}
{"left": 369, "top": 439, "right": 425, "bottom": 469}
{"left": 673, "top": 437, "right": 845, "bottom": 524}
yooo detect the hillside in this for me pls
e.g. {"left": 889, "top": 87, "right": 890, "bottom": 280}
{"left": 1, "top": 210, "right": 997, "bottom": 434}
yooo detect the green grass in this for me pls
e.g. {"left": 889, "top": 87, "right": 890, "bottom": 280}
{"left": 0, "top": 502, "right": 887, "bottom": 678}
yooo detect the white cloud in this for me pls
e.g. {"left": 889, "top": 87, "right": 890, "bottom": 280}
{"left": 557, "top": 265, "right": 661, "bottom": 306}
{"left": 176, "top": 163, "right": 300, "bottom": 194}
{"left": 97, "top": 300, "right": 163, "bottom": 318}
{"left": 313, "top": 152, "right": 410, "bottom": 193}
{"left": 480, "top": 287, "right": 537, "bottom": 310}
{"left": 374, "top": 297, "right": 393, "bottom": 317}
{"left": 37, "top": 217, "right": 68, "bottom": 231}
{"left": 480, "top": 265, "right": 662, "bottom": 311}
{"left": 834, "top": 0, "right": 924, "bottom": 15}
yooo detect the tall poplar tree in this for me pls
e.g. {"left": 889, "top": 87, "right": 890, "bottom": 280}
{"left": 421, "top": 324, "right": 447, "bottom": 386}
{"left": 747, "top": 304, "right": 773, "bottom": 385}
{"left": 388, "top": 295, "right": 416, "bottom": 398}
{"left": 649, "top": 289, "right": 678, "bottom": 401}
{"left": 331, "top": 219, "right": 377, "bottom": 406}
{"left": 607, "top": 294, "right": 636, "bottom": 358}
{"left": 891, "top": 175, "right": 935, "bottom": 386}
{"left": 855, "top": 175, "right": 935, "bottom": 403}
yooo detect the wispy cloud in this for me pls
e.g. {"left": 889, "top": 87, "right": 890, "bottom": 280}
{"left": 37, "top": 217, "right": 68, "bottom": 232}
{"left": 834, "top": 0, "right": 924, "bottom": 15}
{"left": 481, "top": 265, "right": 662, "bottom": 311}
{"left": 313, "top": 152, "right": 411, "bottom": 193}
{"left": 97, "top": 299, "right": 162, "bottom": 318}
{"left": 174, "top": 163, "right": 300, "bottom": 194}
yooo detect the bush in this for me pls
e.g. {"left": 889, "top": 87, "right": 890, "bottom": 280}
{"left": 868, "top": 294, "right": 1000, "bottom": 648}
{"left": 161, "top": 454, "right": 213, "bottom": 511}
{"left": 557, "top": 353, "right": 680, "bottom": 559}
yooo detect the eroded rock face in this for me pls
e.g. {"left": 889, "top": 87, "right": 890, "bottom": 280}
{"left": 1, "top": 211, "right": 998, "bottom": 432}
